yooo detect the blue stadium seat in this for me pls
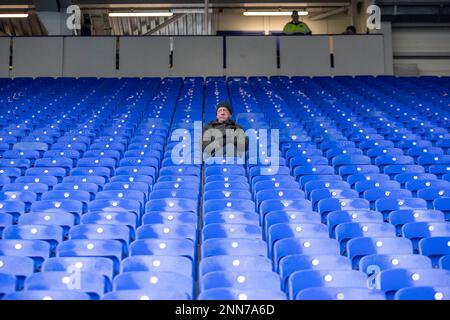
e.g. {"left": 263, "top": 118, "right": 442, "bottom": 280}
{"left": 288, "top": 270, "right": 367, "bottom": 300}
{"left": 394, "top": 286, "right": 450, "bottom": 300}
{"left": 327, "top": 210, "right": 383, "bottom": 238}
{"left": 3, "top": 182, "right": 48, "bottom": 195}
{"left": 202, "top": 223, "right": 261, "bottom": 241}
{"left": 359, "top": 254, "right": 432, "bottom": 274}
{"left": 3, "top": 224, "right": 64, "bottom": 252}
{"left": 347, "top": 237, "right": 413, "bottom": 268}
{"left": 53, "top": 182, "right": 99, "bottom": 195}
{"left": 377, "top": 269, "right": 450, "bottom": 299}
{"left": 318, "top": 198, "right": 370, "bottom": 218}
{"left": 273, "top": 238, "right": 340, "bottom": 270}
{"left": 130, "top": 239, "right": 195, "bottom": 261}
{"left": 57, "top": 239, "right": 124, "bottom": 273}
{"left": 433, "top": 198, "right": 450, "bottom": 220}
{"left": 0, "top": 273, "right": 17, "bottom": 297}
{"left": 296, "top": 287, "right": 385, "bottom": 300}
{"left": 204, "top": 211, "right": 259, "bottom": 226}
{"left": 43, "top": 257, "right": 114, "bottom": 282}
{"left": 440, "top": 255, "right": 450, "bottom": 270}
{"left": 81, "top": 211, "right": 138, "bottom": 230}
{"left": 121, "top": 255, "right": 192, "bottom": 277}
{"left": 204, "top": 199, "right": 254, "bottom": 214}
{"left": 69, "top": 224, "right": 131, "bottom": 253}
{"left": 268, "top": 223, "right": 328, "bottom": 255}
{"left": 419, "top": 236, "right": 450, "bottom": 266}
{"left": 199, "top": 255, "right": 271, "bottom": 278}
{"left": 0, "top": 256, "right": 34, "bottom": 285}
{"left": 103, "top": 290, "right": 188, "bottom": 300}
{"left": 0, "top": 239, "right": 50, "bottom": 269}
{"left": 137, "top": 224, "right": 196, "bottom": 242}
{"left": 198, "top": 288, "right": 286, "bottom": 300}
{"left": 335, "top": 222, "right": 396, "bottom": 253}
{"left": 142, "top": 211, "right": 197, "bottom": 226}
{"left": 201, "top": 238, "right": 267, "bottom": 258}
{"left": 113, "top": 271, "right": 193, "bottom": 299}
{"left": 25, "top": 271, "right": 108, "bottom": 300}
{"left": 89, "top": 199, "right": 141, "bottom": 217}
{"left": 146, "top": 198, "right": 197, "bottom": 213}
{"left": 375, "top": 198, "right": 428, "bottom": 219}
{"left": 3, "top": 290, "right": 91, "bottom": 300}
{"left": 279, "top": 254, "right": 351, "bottom": 290}
{"left": 402, "top": 222, "right": 450, "bottom": 252}
{"left": 200, "top": 271, "right": 281, "bottom": 293}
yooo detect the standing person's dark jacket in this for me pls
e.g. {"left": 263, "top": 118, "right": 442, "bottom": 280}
{"left": 202, "top": 119, "right": 248, "bottom": 157}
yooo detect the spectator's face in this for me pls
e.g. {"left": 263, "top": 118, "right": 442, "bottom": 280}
{"left": 217, "top": 107, "right": 231, "bottom": 123}
{"left": 292, "top": 13, "right": 299, "bottom": 23}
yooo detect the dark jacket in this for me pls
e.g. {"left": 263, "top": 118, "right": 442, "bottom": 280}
{"left": 202, "top": 119, "right": 248, "bottom": 157}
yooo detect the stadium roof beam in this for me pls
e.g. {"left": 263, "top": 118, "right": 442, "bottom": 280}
{"left": 144, "top": 12, "right": 187, "bottom": 35}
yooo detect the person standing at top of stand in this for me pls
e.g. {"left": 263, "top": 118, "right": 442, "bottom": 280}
{"left": 282, "top": 10, "right": 312, "bottom": 35}
{"left": 202, "top": 102, "right": 248, "bottom": 160}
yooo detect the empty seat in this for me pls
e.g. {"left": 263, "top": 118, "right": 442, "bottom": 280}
{"left": 0, "top": 239, "right": 50, "bottom": 269}
{"left": 296, "top": 287, "right": 385, "bottom": 300}
{"left": 327, "top": 210, "right": 383, "bottom": 238}
{"left": 102, "top": 290, "right": 188, "bottom": 300}
{"left": 288, "top": 270, "right": 367, "bottom": 300}
{"left": 137, "top": 224, "right": 196, "bottom": 242}
{"left": 402, "top": 222, "right": 450, "bottom": 252}
{"left": 57, "top": 239, "right": 124, "bottom": 273}
{"left": 377, "top": 268, "right": 450, "bottom": 299}
{"left": 347, "top": 237, "right": 413, "bottom": 268}
{"left": 201, "top": 238, "right": 267, "bottom": 258}
{"left": 200, "top": 271, "right": 281, "bottom": 293}
{"left": 130, "top": 239, "right": 195, "bottom": 261}
{"left": 43, "top": 257, "right": 114, "bottom": 282}
{"left": 359, "top": 254, "right": 432, "bottom": 274}
{"left": 121, "top": 255, "right": 192, "bottom": 277}
{"left": 335, "top": 222, "right": 396, "bottom": 253}
{"left": 198, "top": 288, "right": 286, "bottom": 300}
{"left": 394, "top": 286, "right": 450, "bottom": 300}
{"left": 113, "top": 271, "right": 193, "bottom": 299}
{"left": 3, "top": 290, "right": 91, "bottom": 300}
{"left": 419, "top": 236, "right": 450, "bottom": 266}
{"left": 0, "top": 255, "right": 35, "bottom": 281}
{"left": 279, "top": 254, "right": 351, "bottom": 289}
{"left": 0, "top": 273, "right": 17, "bottom": 297}
{"left": 24, "top": 271, "right": 108, "bottom": 300}
{"left": 3, "top": 225, "right": 64, "bottom": 251}
{"left": 273, "top": 238, "right": 340, "bottom": 270}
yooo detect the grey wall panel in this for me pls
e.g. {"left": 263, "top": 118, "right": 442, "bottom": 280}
{"left": 118, "top": 37, "right": 170, "bottom": 77}
{"left": 12, "top": 37, "right": 63, "bottom": 77}
{"left": 63, "top": 37, "right": 116, "bottom": 77}
{"left": 333, "top": 35, "right": 385, "bottom": 76}
{"left": 0, "top": 38, "right": 10, "bottom": 77}
{"left": 172, "top": 36, "right": 223, "bottom": 77}
{"left": 279, "top": 36, "right": 331, "bottom": 76}
{"left": 225, "top": 36, "right": 277, "bottom": 76}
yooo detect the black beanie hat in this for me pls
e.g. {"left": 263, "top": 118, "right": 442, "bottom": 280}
{"left": 216, "top": 101, "right": 233, "bottom": 115}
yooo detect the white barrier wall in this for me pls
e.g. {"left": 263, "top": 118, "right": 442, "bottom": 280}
{"left": 225, "top": 36, "right": 277, "bottom": 76}
{"left": 172, "top": 36, "right": 223, "bottom": 77}
{"left": 118, "top": 37, "right": 170, "bottom": 77}
{"left": 63, "top": 37, "right": 117, "bottom": 77}
{"left": 333, "top": 35, "right": 385, "bottom": 75}
{"left": 12, "top": 37, "right": 63, "bottom": 77}
{"left": 279, "top": 36, "right": 331, "bottom": 76}
{"left": 1, "top": 35, "right": 390, "bottom": 78}
{"left": 0, "top": 38, "right": 10, "bottom": 77}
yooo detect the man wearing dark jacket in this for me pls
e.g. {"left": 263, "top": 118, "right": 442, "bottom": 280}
{"left": 202, "top": 102, "right": 247, "bottom": 159}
